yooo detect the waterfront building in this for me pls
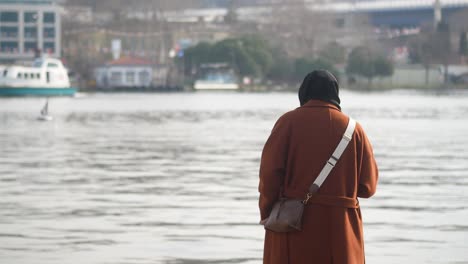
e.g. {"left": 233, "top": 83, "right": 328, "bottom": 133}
{"left": 0, "top": 0, "right": 61, "bottom": 62}
{"left": 94, "top": 56, "right": 154, "bottom": 90}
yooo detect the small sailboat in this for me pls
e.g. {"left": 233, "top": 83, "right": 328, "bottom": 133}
{"left": 37, "top": 99, "right": 53, "bottom": 121}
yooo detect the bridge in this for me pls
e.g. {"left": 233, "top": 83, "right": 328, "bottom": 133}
{"left": 317, "top": 0, "right": 468, "bottom": 27}
{"left": 165, "top": 0, "right": 468, "bottom": 28}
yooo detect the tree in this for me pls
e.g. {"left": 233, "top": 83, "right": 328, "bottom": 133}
{"left": 267, "top": 60, "right": 293, "bottom": 83}
{"left": 408, "top": 22, "right": 454, "bottom": 86}
{"left": 346, "top": 46, "right": 394, "bottom": 86}
{"left": 239, "top": 36, "right": 274, "bottom": 74}
{"left": 319, "top": 42, "right": 347, "bottom": 64}
{"left": 346, "top": 46, "right": 373, "bottom": 82}
{"left": 293, "top": 58, "right": 339, "bottom": 81}
{"left": 180, "top": 36, "right": 275, "bottom": 78}
{"left": 459, "top": 31, "right": 467, "bottom": 57}
{"left": 433, "top": 22, "right": 452, "bottom": 84}
{"left": 183, "top": 42, "right": 213, "bottom": 75}
{"left": 373, "top": 56, "right": 394, "bottom": 78}
{"left": 266, "top": 48, "right": 293, "bottom": 83}
{"left": 213, "top": 39, "right": 261, "bottom": 76}
{"left": 408, "top": 34, "right": 434, "bottom": 85}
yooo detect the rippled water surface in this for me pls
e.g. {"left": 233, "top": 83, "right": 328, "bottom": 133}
{"left": 1, "top": 91, "right": 467, "bottom": 264}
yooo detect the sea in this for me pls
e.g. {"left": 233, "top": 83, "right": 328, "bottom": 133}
{"left": 0, "top": 90, "right": 467, "bottom": 264}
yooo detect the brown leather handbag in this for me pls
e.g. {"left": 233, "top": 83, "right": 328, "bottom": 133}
{"left": 264, "top": 118, "right": 356, "bottom": 233}
{"left": 263, "top": 197, "right": 306, "bottom": 232}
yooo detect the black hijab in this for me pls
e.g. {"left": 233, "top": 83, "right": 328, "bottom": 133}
{"left": 298, "top": 70, "right": 341, "bottom": 109}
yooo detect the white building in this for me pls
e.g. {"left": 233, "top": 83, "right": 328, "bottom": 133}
{"left": 62, "top": 5, "right": 93, "bottom": 24}
{"left": 0, "top": 0, "right": 62, "bottom": 61}
{"left": 94, "top": 56, "right": 154, "bottom": 90}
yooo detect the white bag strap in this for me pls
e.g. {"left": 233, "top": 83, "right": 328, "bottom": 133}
{"left": 305, "top": 118, "right": 356, "bottom": 200}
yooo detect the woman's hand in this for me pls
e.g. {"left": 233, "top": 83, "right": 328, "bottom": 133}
{"left": 260, "top": 218, "right": 269, "bottom": 225}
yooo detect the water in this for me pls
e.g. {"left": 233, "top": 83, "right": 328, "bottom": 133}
{"left": 0, "top": 91, "right": 467, "bottom": 264}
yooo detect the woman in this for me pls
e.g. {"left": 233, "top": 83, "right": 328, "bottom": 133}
{"left": 259, "top": 70, "right": 378, "bottom": 264}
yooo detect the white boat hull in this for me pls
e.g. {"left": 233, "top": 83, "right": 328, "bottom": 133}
{"left": 194, "top": 81, "right": 239, "bottom": 90}
{"left": 37, "top": 115, "right": 53, "bottom": 121}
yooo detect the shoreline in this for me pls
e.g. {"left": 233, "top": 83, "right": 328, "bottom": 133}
{"left": 1, "top": 85, "right": 467, "bottom": 98}
{"left": 78, "top": 85, "right": 467, "bottom": 93}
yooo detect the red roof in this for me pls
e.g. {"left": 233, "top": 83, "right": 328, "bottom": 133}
{"left": 108, "top": 56, "right": 153, "bottom": 66}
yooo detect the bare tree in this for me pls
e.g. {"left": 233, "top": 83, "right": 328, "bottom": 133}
{"left": 259, "top": 0, "right": 359, "bottom": 60}
{"left": 409, "top": 22, "right": 455, "bottom": 86}
{"left": 409, "top": 34, "right": 434, "bottom": 85}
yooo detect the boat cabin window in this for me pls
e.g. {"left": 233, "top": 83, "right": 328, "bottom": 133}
{"left": 33, "top": 60, "right": 43, "bottom": 67}
{"left": 3, "top": 70, "right": 7, "bottom": 77}
{"left": 24, "top": 73, "right": 29, "bottom": 79}
{"left": 47, "top": 63, "right": 59, "bottom": 68}
{"left": 17, "top": 73, "right": 22, "bottom": 78}
{"left": 37, "top": 73, "right": 40, "bottom": 79}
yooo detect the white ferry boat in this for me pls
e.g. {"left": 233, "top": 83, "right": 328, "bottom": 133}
{"left": 0, "top": 57, "right": 76, "bottom": 96}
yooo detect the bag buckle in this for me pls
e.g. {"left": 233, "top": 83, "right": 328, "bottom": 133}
{"left": 343, "top": 133, "right": 352, "bottom": 141}
{"left": 303, "top": 193, "right": 313, "bottom": 205}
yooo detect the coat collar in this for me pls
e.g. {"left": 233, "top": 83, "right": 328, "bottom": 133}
{"left": 299, "top": 99, "right": 341, "bottom": 111}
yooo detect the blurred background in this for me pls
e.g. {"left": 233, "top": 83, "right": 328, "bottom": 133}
{"left": 0, "top": 0, "right": 467, "bottom": 263}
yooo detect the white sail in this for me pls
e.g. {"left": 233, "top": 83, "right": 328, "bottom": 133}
{"left": 38, "top": 99, "right": 53, "bottom": 121}
{"left": 40, "top": 100, "right": 48, "bottom": 116}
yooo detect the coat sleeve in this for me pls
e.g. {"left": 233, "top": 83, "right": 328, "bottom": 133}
{"left": 356, "top": 124, "right": 379, "bottom": 198}
{"left": 259, "top": 115, "right": 291, "bottom": 220}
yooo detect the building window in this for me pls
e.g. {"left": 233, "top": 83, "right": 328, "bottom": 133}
{"left": 0, "top": 42, "right": 18, "bottom": 53}
{"left": 139, "top": 71, "right": 150, "bottom": 84}
{"left": 0, "top": 12, "right": 19, "bottom": 23}
{"left": 43, "top": 12, "right": 55, "bottom": 23}
{"left": 335, "top": 18, "right": 345, "bottom": 28}
{"left": 24, "top": 27, "right": 37, "bottom": 39}
{"left": 126, "top": 71, "right": 135, "bottom": 84}
{"left": 44, "top": 42, "right": 55, "bottom": 53}
{"left": 110, "top": 72, "right": 122, "bottom": 84}
{"left": 24, "top": 12, "right": 38, "bottom": 23}
{"left": 44, "top": 27, "right": 55, "bottom": 38}
{"left": 25, "top": 42, "right": 38, "bottom": 53}
{"left": 0, "top": 26, "right": 18, "bottom": 38}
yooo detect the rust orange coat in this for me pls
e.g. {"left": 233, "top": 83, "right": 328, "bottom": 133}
{"left": 259, "top": 100, "right": 378, "bottom": 264}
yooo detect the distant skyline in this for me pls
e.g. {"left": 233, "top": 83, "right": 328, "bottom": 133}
{"left": 201, "top": 0, "right": 385, "bottom": 8}
{"left": 0, "top": 0, "right": 55, "bottom": 3}
{"left": 61, "top": 0, "right": 397, "bottom": 9}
